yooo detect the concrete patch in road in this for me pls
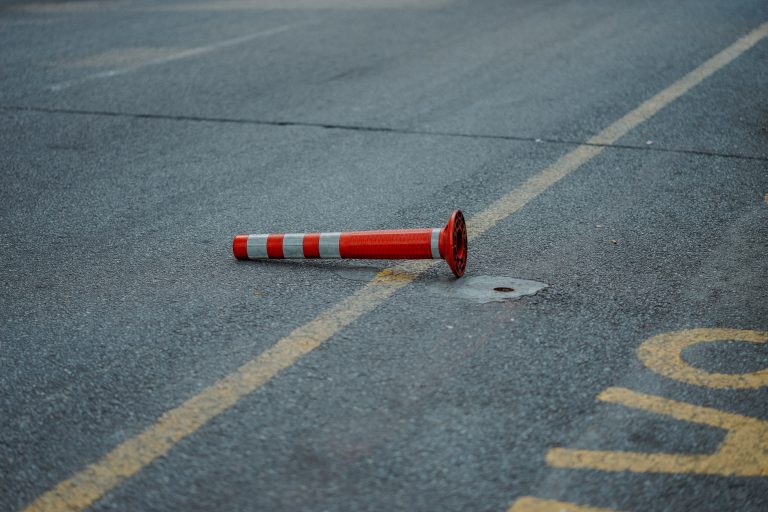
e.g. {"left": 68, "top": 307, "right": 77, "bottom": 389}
{"left": 426, "top": 275, "right": 548, "bottom": 304}
{"left": 332, "top": 264, "right": 383, "bottom": 282}
{"left": 333, "top": 268, "right": 548, "bottom": 303}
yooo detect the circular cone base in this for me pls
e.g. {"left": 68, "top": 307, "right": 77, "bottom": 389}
{"left": 443, "top": 210, "right": 467, "bottom": 277}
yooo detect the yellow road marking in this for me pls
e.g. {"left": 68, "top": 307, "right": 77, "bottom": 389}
{"left": 23, "top": 265, "right": 428, "bottom": 512}
{"left": 547, "top": 387, "right": 768, "bottom": 476}
{"left": 637, "top": 328, "right": 768, "bottom": 389}
{"left": 469, "top": 22, "right": 768, "bottom": 240}
{"left": 508, "top": 497, "right": 619, "bottom": 512}
{"left": 25, "top": 20, "right": 768, "bottom": 512}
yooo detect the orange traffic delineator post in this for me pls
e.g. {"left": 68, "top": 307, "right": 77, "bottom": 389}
{"left": 233, "top": 209, "right": 467, "bottom": 277}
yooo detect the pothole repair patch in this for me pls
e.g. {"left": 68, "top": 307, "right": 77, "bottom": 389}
{"left": 426, "top": 275, "right": 548, "bottom": 303}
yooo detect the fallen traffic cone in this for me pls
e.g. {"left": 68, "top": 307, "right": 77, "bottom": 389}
{"left": 233, "top": 209, "right": 467, "bottom": 277}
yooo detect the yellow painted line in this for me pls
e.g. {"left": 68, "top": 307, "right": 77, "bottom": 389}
{"left": 637, "top": 328, "right": 768, "bottom": 389}
{"left": 508, "top": 497, "right": 620, "bottom": 512}
{"left": 546, "top": 387, "right": 768, "bottom": 476}
{"left": 23, "top": 265, "right": 427, "bottom": 512}
{"left": 469, "top": 20, "right": 768, "bottom": 240}
{"left": 24, "top": 20, "right": 768, "bottom": 512}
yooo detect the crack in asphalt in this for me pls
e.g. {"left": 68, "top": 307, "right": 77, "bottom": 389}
{"left": 3, "top": 104, "right": 767, "bottom": 163}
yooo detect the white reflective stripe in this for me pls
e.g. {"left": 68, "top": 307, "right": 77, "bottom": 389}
{"left": 319, "top": 232, "right": 341, "bottom": 258}
{"left": 282, "top": 233, "right": 305, "bottom": 258}
{"left": 431, "top": 228, "right": 441, "bottom": 259}
{"left": 246, "top": 234, "right": 269, "bottom": 259}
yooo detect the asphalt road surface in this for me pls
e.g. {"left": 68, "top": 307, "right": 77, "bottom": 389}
{"left": 2, "top": 1, "right": 768, "bottom": 511}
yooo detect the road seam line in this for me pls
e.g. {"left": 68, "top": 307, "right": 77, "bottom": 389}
{"left": 23, "top": 20, "right": 768, "bottom": 512}
{"left": 4, "top": 104, "right": 767, "bottom": 163}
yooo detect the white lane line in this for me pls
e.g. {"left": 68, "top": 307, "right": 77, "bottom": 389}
{"left": 47, "top": 23, "right": 302, "bottom": 92}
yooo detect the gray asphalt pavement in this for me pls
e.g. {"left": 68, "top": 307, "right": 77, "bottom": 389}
{"left": 1, "top": 1, "right": 767, "bottom": 511}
